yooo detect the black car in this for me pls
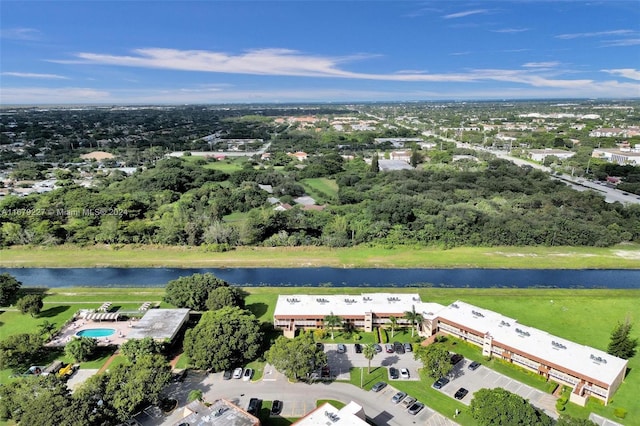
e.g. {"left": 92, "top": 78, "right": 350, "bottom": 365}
{"left": 222, "top": 370, "right": 233, "bottom": 380}
{"left": 316, "top": 342, "right": 324, "bottom": 351}
{"left": 408, "top": 402, "right": 425, "bottom": 415}
{"left": 171, "top": 370, "right": 187, "bottom": 382}
{"left": 450, "top": 353, "right": 464, "bottom": 365}
{"left": 354, "top": 343, "right": 362, "bottom": 353}
{"left": 389, "top": 367, "right": 399, "bottom": 379}
{"left": 468, "top": 361, "right": 481, "bottom": 371}
{"left": 393, "top": 342, "right": 405, "bottom": 354}
{"left": 321, "top": 365, "right": 330, "bottom": 378}
{"left": 432, "top": 377, "right": 450, "bottom": 389}
{"left": 271, "top": 400, "right": 283, "bottom": 415}
{"left": 371, "top": 381, "right": 387, "bottom": 392}
{"left": 247, "top": 398, "right": 262, "bottom": 416}
{"left": 454, "top": 388, "right": 469, "bottom": 400}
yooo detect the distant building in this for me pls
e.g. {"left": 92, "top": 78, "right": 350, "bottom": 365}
{"left": 528, "top": 149, "right": 575, "bottom": 162}
{"left": 80, "top": 151, "right": 115, "bottom": 161}
{"left": 592, "top": 147, "right": 640, "bottom": 166}
{"left": 589, "top": 128, "right": 627, "bottom": 138}
{"left": 374, "top": 138, "right": 423, "bottom": 148}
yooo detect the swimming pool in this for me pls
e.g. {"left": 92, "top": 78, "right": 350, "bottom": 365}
{"left": 76, "top": 328, "right": 115, "bottom": 338}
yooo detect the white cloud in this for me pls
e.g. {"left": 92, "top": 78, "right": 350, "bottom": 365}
{"left": 601, "top": 69, "right": 640, "bottom": 81}
{"left": 522, "top": 62, "right": 561, "bottom": 69}
{"left": 555, "top": 29, "right": 635, "bottom": 39}
{"left": 600, "top": 38, "right": 640, "bottom": 47}
{"left": 0, "top": 27, "right": 42, "bottom": 40}
{"left": 492, "top": 28, "right": 529, "bottom": 34}
{"left": 443, "top": 9, "right": 488, "bottom": 19}
{"left": 2, "top": 72, "right": 69, "bottom": 80}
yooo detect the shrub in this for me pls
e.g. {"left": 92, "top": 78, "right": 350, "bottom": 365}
{"left": 352, "top": 334, "right": 361, "bottom": 341}
{"left": 380, "top": 328, "right": 389, "bottom": 344}
{"left": 313, "top": 328, "right": 326, "bottom": 340}
{"left": 613, "top": 408, "right": 627, "bottom": 419}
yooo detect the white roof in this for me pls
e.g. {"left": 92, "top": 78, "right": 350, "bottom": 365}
{"left": 438, "top": 301, "right": 627, "bottom": 386}
{"left": 295, "top": 402, "right": 368, "bottom": 426}
{"left": 274, "top": 293, "right": 444, "bottom": 319}
{"left": 127, "top": 309, "right": 190, "bottom": 341}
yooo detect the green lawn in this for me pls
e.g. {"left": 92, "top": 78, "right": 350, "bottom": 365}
{"left": 301, "top": 178, "right": 339, "bottom": 202}
{"left": 2, "top": 244, "right": 639, "bottom": 268}
{"left": 202, "top": 158, "right": 247, "bottom": 173}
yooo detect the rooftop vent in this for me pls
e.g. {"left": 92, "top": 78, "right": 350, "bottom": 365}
{"left": 452, "top": 303, "right": 459, "bottom": 309}
{"left": 500, "top": 320, "right": 511, "bottom": 327}
{"left": 286, "top": 298, "right": 300, "bottom": 303}
{"left": 515, "top": 328, "right": 531, "bottom": 337}
{"left": 590, "top": 354, "right": 607, "bottom": 364}
{"left": 552, "top": 341, "right": 567, "bottom": 350}
{"left": 472, "top": 310, "right": 485, "bottom": 318}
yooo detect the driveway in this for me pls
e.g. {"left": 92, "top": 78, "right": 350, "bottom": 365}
{"left": 434, "top": 358, "right": 558, "bottom": 419}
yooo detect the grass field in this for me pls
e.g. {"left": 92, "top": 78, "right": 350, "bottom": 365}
{"left": 1, "top": 287, "right": 639, "bottom": 424}
{"left": 301, "top": 178, "right": 339, "bottom": 202}
{"left": 1, "top": 244, "right": 639, "bottom": 268}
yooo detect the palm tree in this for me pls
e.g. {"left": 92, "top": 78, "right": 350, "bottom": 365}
{"left": 324, "top": 312, "right": 342, "bottom": 340}
{"left": 404, "top": 305, "right": 424, "bottom": 338}
{"left": 38, "top": 320, "right": 56, "bottom": 339}
{"left": 388, "top": 316, "right": 398, "bottom": 338}
{"left": 362, "top": 344, "right": 377, "bottom": 374}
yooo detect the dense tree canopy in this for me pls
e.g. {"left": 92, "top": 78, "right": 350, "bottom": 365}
{"left": 469, "top": 388, "right": 553, "bottom": 426}
{"left": 65, "top": 336, "right": 98, "bottom": 363}
{"left": 120, "top": 337, "right": 164, "bottom": 363}
{"left": 414, "top": 343, "right": 452, "bottom": 380}
{"left": 16, "top": 294, "right": 44, "bottom": 317}
{"left": 164, "top": 272, "right": 242, "bottom": 311}
{"left": 184, "top": 306, "right": 263, "bottom": 371}
{"left": 266, "top": 333, "right": 327, "bottom": 380}
{"left": 0, "top": 333, "right": 45, "bottom": 371}
{"left": 0, "top": 273, "right": 21, "bottom": 306}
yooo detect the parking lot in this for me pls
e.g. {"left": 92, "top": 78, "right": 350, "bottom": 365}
{"left": 323, "top": 343, "right": 423, "bottom": 381}
{"left": 369, "top": 383, "right": 459, "bottom": 426}
{"left": 432, "top": 357, "right": 558, "bottom": 419}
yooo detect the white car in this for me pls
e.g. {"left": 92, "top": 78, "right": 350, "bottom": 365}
{"left": 232, "top": 367, "right": 244, "bottom": 379}
{"left": 400, "top": 368, "right": 410, "bottom": 379}
{"left": 242, "top": 368, "right": 253, "bottom": 381}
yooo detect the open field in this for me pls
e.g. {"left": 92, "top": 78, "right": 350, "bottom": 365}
{"left": 1, "top": 244, "right": 639, "bottom": 268}
{"left": 1, "top": 287, "right": 638, "bottom": 424}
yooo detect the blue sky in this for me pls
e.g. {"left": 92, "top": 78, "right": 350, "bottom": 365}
{"left": 1, "top": 1, "right": 639, "bottom": 104}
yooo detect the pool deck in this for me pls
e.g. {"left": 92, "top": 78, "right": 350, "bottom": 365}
{"left": 46, "top": 317, "right": 139, "bottom": 347}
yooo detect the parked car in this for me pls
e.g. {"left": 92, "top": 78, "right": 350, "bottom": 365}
{"left": 247, "top": 398, "right": 262, "bottom": 416}
{"left": 243, "top": 368, "right": 253, "bottom": 381}
{"left": 271, "top": 400, "right": 283, "bottom": 415}
{"left": 403, "top": 342, "right": 413, "bottom": 352}
{"left": 321, "top": 365, "right": 330, "bottom": 378}
{"left": 373, "top": 344, "right": 382, "bottom": 353}
{"left": 399, "top": 368, "right": 410, "bottom": 379}
{"left": 432, "top": 377, "right": 450, "bottom": 389}
{"left": 389, "top": 367, "right": 399, "bottom": 379}
{"left": 468, "top": 361, "right": 481, "bottom": 371}
{"left": 393, "top": 342, "right": 405, "bottom": 354}
{"left": 450, "top": 353, "right": 464, "bottom": 365}
{"left": 223, "top": 370, "right": 233, "bottom": 380}
{"left": 316, "top": 342, "right": 324, "bottom": 351}
{"left": 401, "top": 396, "right": 416, "bottom": 408}
{"left": 408, "top": 401, "right": 425, "bottom": 415}
{"left": 454, "top": 388, "right": 469, "bottom": 400}
{"left": 354, "top": 343, "right": 362, "bottom": 353}
{"left": 337, "top": 343, "right": 347, "bottom": 353}
{"left": 384, "top": 344, "right": 394, "bottom": 353}
{"left": 232, "top": 368, "right": 244, "bottom": 379}
{"left": 391, "top": 391, "right": 407, "bottom": 404}
{"left": 371, "top": 381, "right": 387, "bottom": 392}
